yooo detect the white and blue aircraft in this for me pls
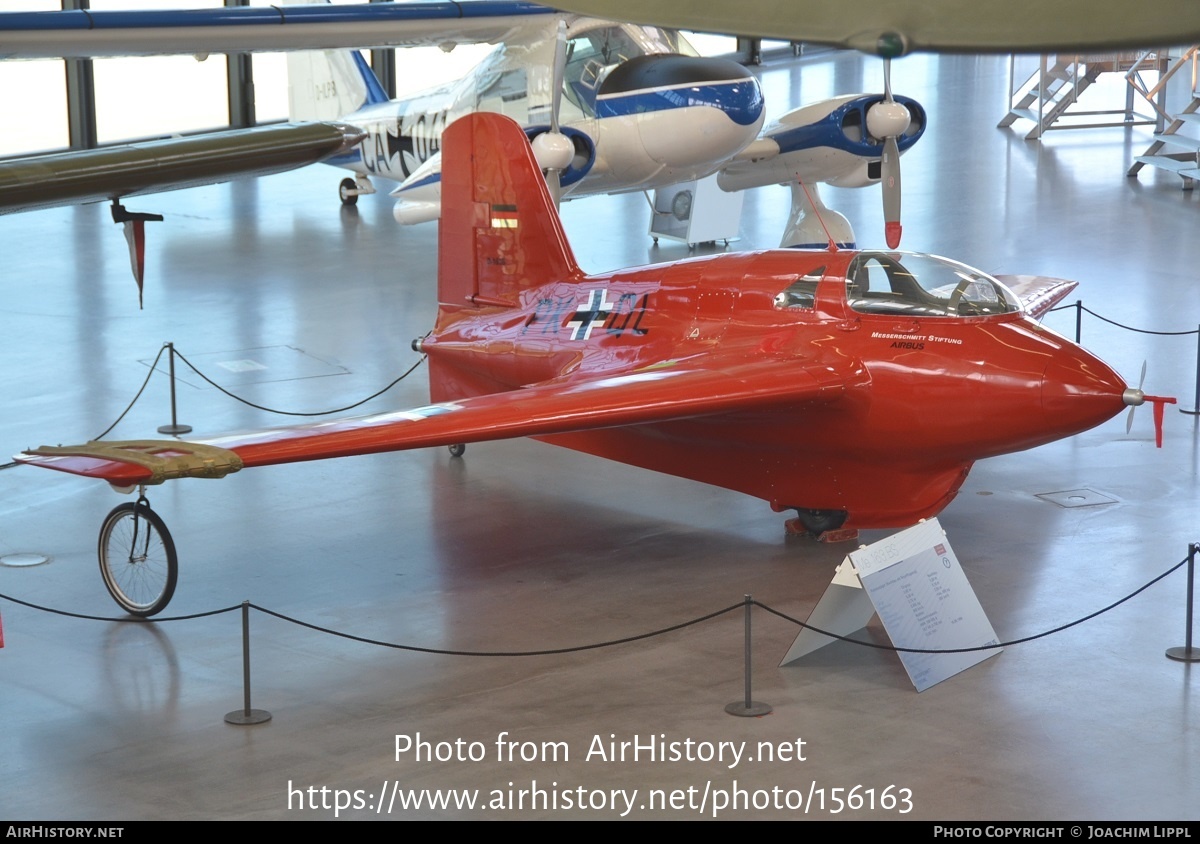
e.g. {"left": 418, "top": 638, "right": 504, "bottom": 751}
{"left": 0, "top": 2, "right": 925, "bottom": 250}
{"left": 286, "top": 13, "right": 925, "bottom": 248}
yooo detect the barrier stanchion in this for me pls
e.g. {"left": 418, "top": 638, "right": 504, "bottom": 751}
{"left": 156, "top": 342, "right": 192, "bottom": 435}
{"left": 1166, "top": 544, "right": 1200, "bottom": 663}
{"left": 225, "top": 601, "right": 272, "bottom": 725}
{"left": 1183, "top": 326, "right": 1200, "bottom": 417}
{"left": 726, "top": 594, "right": 772, "bottom": 717}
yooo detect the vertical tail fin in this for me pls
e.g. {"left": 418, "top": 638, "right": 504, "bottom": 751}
{"left": 438, "top": 113, "right": 581, "bottom": 309}
{"left": 287, "top": 49, "right": 388, "bottom": 121}
{"left": 284, "top": 0, "right": 387, "bottom": 121}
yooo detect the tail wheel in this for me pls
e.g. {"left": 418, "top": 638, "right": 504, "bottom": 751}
{"left": 98, "top": 499, "right": 178, "bottom": 617}
{"left": 339, "top": 177, "right": 359, "bottom": 206}
{"left": 448, "top": 443, "right": 466, "bottom": 458}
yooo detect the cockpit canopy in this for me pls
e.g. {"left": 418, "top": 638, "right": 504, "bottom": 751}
{"left": 774, "top": 252, "right": 1023, "bottom": 318}
{"left": 561, "top": 25, "right": 700, "bottom": 117}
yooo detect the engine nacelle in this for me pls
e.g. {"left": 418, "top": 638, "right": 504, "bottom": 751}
{"left": 717, "top": 93, "right": 925, "bottom": 192}
{"left": 523, "top": 125, "right": 596, "bottom": 188}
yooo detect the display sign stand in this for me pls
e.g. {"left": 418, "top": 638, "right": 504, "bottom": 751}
{"left": 648, "top": 174, "right": 744, "bottom": 246}
{"left": 781, "top": 519, "right": 1002, "bottom": 692}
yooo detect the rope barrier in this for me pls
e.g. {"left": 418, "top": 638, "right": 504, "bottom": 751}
{"left": 1046, "top": 301, "right": 1198, "bottom": 334}
{"left": 1076, "top": 305, "right": 1198, "bottom": 337}
{"left": 249, "top": 601, "right": 743, "bottom": 657}
{"left": 93, "top": 343, "right": 168, "bottom": 441}
{"left": 0, "top": 553, "right": 1186, "bottom": 656}
{"left": 170, "top": 348, "right": 427, "bottom": 418}
{"left": 757, "top": 555, "right": 1187, "bottom": 654}
{"left": 0, "top": 591, "right": 240, "bottom": 622}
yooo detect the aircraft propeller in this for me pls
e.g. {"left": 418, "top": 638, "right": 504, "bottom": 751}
{"left": 866, "top": 57, "right": 911, "bottom": 249}
{"left": 1123, "top": 361, "right": 1176, "bottom": 447}
{"left": 530, "top": 19, "right": 575, "bottom": 205}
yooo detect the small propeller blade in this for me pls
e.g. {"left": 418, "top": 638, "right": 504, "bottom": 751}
{"left": 1124, "top": 360, "right": 1148, "bottom": 434}
{"left": 882, "top": 135, "right": 901, "bottom": 248}
{"left": 538, "top": 18, "right": 570, "bottom": 207}
{"left": 866, "top": 57, "right": 910, "bottom": 249}
{"left": 550, "top": 19, "right": 567, "bottom": 135}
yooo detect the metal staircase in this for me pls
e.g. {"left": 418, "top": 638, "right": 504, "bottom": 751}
{"left": 999, "top": 52, "right": 1167, "bottom": 140}
{"left": 1127, "top": 47, "right": 1200, "bottom": 189}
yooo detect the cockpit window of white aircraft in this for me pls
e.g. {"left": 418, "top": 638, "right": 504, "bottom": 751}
{"left": 561, "top": 26, "right": 699, "bottom": 117}
{"left": 845, "top": 253, "right": 1022, "bottom": 317}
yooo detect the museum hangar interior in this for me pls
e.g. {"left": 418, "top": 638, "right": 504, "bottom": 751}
{"left": 3, "top": 32, "right": 1200, "bottom": 821}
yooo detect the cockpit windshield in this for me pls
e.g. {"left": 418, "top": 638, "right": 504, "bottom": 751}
{"left": 843, "top": 252, "right": 1022, "bottom": 317}
{"left": 562, "top": 26, "right": 699, "bottom": 117}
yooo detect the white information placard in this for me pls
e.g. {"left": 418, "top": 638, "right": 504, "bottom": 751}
{"left": 851, "top": 519, "right": 1001, "bottom": 691}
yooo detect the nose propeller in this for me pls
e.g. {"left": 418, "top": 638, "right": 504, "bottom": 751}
{"left": 866, "top": 58, "right": 911, "bottom": 249}
{"left": 1123, "top": 362, "right": 1176, "bottom": 447}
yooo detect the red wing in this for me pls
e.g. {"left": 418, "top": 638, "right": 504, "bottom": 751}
{"left": 16, "top": 354, "right": 862, "bottom": 486}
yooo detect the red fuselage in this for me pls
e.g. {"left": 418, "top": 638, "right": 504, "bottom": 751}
{"left": 423, "top": 248, "right": 1126, "bottom": 529}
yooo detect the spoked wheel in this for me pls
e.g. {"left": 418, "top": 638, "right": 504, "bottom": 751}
{"left": 339, "top": 177, "right": 359, "bottom": 206}
{"left": 97, "top": 499, "right": 178, "bottom": 617}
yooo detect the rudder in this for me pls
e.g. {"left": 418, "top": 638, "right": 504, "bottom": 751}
{"left": 438, "top": 113, "right": 582, "bottom": 310}
{"left": 284, "top": 0, "right": 387, "bottom": 121}
{"left": 287, "top": 49, "right": 388, "bottom": 121}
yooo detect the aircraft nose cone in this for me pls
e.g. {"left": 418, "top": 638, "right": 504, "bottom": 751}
{"left": 1041, "top": 350, "right": 1128, "bottom": 437}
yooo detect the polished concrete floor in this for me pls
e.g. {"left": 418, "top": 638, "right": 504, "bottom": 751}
{"left": 3, "top": 50, "right": 1200, "bottom": 821}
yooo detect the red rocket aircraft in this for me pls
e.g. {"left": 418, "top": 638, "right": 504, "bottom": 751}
{"left": 17, "top": 112, "right": 1168, "bottom": 616}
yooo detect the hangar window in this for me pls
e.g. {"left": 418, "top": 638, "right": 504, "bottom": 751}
{"left": 91, "top": 0, "right": 230, "bottom": 143}
{"left": 845, "top": 252, "right": 1021, "bottom": 317}
{"left": 774, "top": 267, "right": 825, "bottom": 309}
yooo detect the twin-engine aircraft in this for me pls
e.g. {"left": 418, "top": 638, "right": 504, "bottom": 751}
{"left": 296, "top": 16, "right": 924, "bottom": 249}
{"left": 17, "top": 113, "right": 1167, "bottom": 617}
{"left": 0, "top": 2, "right": 925, "bottom": 251}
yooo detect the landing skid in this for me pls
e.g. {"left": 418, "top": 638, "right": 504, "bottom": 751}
{"left": 784, "top": 507, "right": 856, "bottom": 543}
{"left": 784, "top": 518, "right": 859, "bottom": 543}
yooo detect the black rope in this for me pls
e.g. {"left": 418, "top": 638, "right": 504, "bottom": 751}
{"left": 1078, "top": 305, "right": 1198, "bottom": 337}
{"left": 0, "top": 590, "right": 240, "bottom": 622}
{"left": 0, "top": 557, "right": 1186, "bottom": 657}
{"left": 93, "top": 343, "right": 169, "bottom": 441}
{"left": 248, "top": 601, "right": 743, "bottom": 657}
{"left": 171, "top": 348, "right": 427, "bottom": 417}
{"left": 756, "top": 556, "right": 1188, "bottom": 654}
{"left": 1044, "top": 302, "right": 1196, "bottom": 336}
